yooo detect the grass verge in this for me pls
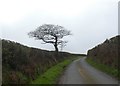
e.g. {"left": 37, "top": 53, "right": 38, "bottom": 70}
{"left": 31, "top": 57, "right": 79, "bottom": 84}
{"left": 86, "top": 58, "right": 119, "bottom": 80}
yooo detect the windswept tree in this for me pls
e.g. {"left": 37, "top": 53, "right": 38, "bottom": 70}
{"left": 28, "top": 24, "right": 71, "bottom": 52}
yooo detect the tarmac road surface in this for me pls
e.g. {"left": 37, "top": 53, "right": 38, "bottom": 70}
{"left": 59, "top": 57, "right": 118, "bottom": 84}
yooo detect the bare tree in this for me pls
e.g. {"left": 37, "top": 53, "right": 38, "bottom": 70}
{"left": 60, "top": 41, "right": 67, "bottom": 51}
{"left": 28, "top": 24, "right": 71, "bottom": 52}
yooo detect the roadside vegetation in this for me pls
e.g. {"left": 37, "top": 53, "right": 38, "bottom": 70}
{"left": 86, "top": 58, "right": 119, "bottom": 80}
{"left": 31, "top": 57, "right": 79, "bottom": 84}
{"left": 87, "top": 35, "right": 120, "bottom": 80}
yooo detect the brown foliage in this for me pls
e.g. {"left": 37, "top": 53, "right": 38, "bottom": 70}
{"left": 2, "top": 39, "right": 71, "bottom": 84}
{"left": 87, "top": 35, "right": 119, "bottom": 68}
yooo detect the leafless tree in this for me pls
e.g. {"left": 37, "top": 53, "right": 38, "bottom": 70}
{"left": 60, "top": 41, "right": 67, "bottom": 51}
{"left": 28, "top": 24, "right": 71, "bottom": 52}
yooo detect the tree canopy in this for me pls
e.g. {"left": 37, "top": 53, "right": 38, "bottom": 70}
{"left": 28, "top": 24, "right": 71, "bottom": 52}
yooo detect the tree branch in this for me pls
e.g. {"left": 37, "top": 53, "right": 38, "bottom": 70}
{"left": 41, "top": 38, "right": 55, "bottom": 44}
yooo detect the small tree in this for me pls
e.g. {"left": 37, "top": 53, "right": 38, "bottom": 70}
{"left": 28, "top": 24, "right": 71, "bottom": 52}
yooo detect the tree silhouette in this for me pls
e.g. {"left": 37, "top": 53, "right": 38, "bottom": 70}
{"left": 28, "top": 24, "right": 71, "bottom": 52}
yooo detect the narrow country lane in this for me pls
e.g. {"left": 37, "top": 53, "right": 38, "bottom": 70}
{"left": 59, "top": 57, "right": 118, "bottom": 84}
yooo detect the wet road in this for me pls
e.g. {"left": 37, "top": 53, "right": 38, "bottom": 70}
{"left": 59, "top": 57, "right": 118, "bottom": 84}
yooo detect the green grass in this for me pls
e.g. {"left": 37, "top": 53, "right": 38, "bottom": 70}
{"left": 86, "top": 58, "right": 119, "bottom": 80}
{"left": 31, "top": 57, "right": 79, "bottom": 84}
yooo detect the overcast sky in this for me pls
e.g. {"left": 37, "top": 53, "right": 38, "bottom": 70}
{"left": 0, "top": 0, "right": 119, "bottom": 54}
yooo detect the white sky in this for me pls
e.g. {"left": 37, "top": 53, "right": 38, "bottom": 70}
{"left": 0, "top": 0, "right": 119, "bottom": 54}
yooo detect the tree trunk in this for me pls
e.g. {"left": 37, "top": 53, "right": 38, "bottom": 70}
{"left": 54, "top": 44, "right": 58, "bottom": 52}
{"left": 54, "top": 36, "right": 58, "bottom": 53}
